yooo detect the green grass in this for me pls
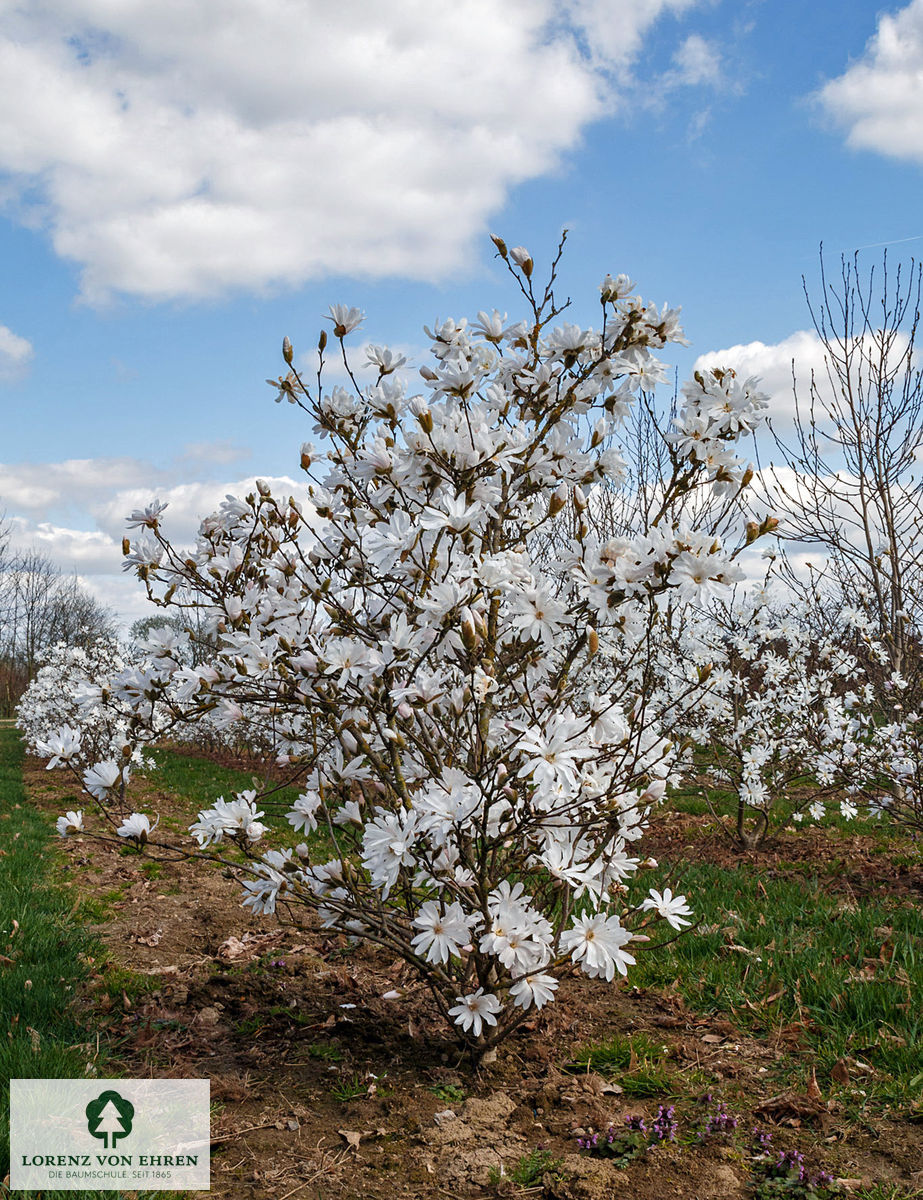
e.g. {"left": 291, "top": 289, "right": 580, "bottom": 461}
{"left": 308, "top": 1040, "right": 344, "bottom": 1063}
{"left": 77, "top": 883, "right": 130, "bottom": 923}
{"left": 330, "top": 1073, "right": 367, "bottom": 1102}
{"left": 633, "top": 860, "right": 923, "bottom": 1111}
{"left": 565, "top": 1031, "right": 675, "bottom": 1097}
{"left": 0, "top": 729, "right": 190, "bottom": 1200}
{"left": 489, "top": 1147, "right": 564, "bottom": 1188}
{"left": 0, "top": 730, "right": 105, "bottom": 1174}
{"left": 142, "top": 746, "right": 335, "bottom": 856}
{"left": 146, "top": 745, "right": 304, "bottom": 815}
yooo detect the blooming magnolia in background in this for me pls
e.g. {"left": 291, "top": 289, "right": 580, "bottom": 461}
{"left": 34, "top": 236, "right": 773, "bottom": 1050}
{"left": 17, "top": 639, "right": 165, "bottom": 806}
{"left": 645, "top": 589, "right": 878, "bottom": 848}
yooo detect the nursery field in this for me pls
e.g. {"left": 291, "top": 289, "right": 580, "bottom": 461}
{"left": 3, "top": 728, "right": 923, "bottom": 1200}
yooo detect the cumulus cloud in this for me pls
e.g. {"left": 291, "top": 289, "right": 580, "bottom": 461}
{"left": 695, "top": 326, "right": 916, "bottom": 434}
{"left": 93, "top": 474, "right": 301, "bottom": 546}
{"left": 5, "top": 517, "right": 122, "bottom": 575}
{"left": 1, "top": 461, "right": 302, "bottom": 557}
{"left": 694, "top": 330, "right": 829, "bottom": 426}
{"left": 0, "top": 324, "right": 34, "bottom": 379}
{"left": 818, "top": 0, "right": 923, "bottom": 162}
{"left": 2, "top": 465, "right": 303, "bottom": 625}
{"left": 0, "top": 456, "right": 170, "bottom": 515}
{"left": 0, "top": 0, "right": 709, "bottom": 303}
{"left": 562, "top": 0, "right": 701, "bottom": 68}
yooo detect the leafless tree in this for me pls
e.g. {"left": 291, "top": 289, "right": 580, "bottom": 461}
{"left": 765, "top": 249, "right": 923, "bottom": 697}
{"left": 0, "top": 532, "right": 116, "bottom": 715}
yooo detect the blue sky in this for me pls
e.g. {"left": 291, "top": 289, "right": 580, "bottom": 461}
{"left": 2, "top": 0, "right": 922, "bottom": 621}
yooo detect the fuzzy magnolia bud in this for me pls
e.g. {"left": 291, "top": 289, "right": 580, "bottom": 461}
{"left": 509, "top": 246, "right": 533, "bottom": 277}
{"left": 256, "top": 478, "right": 271, "bottom": 497}
{"left": 318, "top": 329, "right": 327, "bottom": 352}
{"left": 301, "top": 445, "right": 312, "bottom": 471}
{"left": 741, "top": 466, "right": 754, "bottom": 488}
{"left": 762, "top": 516, "right": 779, "bottom": 534}
{"left": 460, "top": 609, "right": 478, "bottom": 651}
{"left": 417, "top": 407, "right": 434, "bottom": 434}
{"left": 490, "top": 234, "right": 508, "bottom": 258}
{"left": 574, "top": 485, "right": 587, "bottom": 512}
{"left": 745, "top": 521, "right": 760, "bottom": 545}
{"left": 122, "top": 537, "right": 130, "bottom": 556}
{"left": 587, "top": 627, "right": 599, "bottom": 658}
{"left": 548, "top": 481, "right": 568, "bottom": 517}
{"left": 282, "top": 336, "right": 293, "bottom": 364}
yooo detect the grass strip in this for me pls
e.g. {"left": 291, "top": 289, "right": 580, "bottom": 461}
{"left": 634, "top": 860, "right": 923, "bottom": 1111}
{"left": 0, "top": 728, "right": 104, "bottom": 1180}
{"left": 0, "top": 729, "right": 188, "bottom": 1199}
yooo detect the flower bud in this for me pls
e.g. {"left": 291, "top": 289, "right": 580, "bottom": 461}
{"left": 490, "top": 234, "right": 508, "bottom": 258}
{"left": 548, "top": 481, "right": 568, "bottom": 517}
{"left": 574, "top": 485, "right": 587, "bottom": 512}
{"left": 122, "top": 537, "right": 130, "bottom": 556}
{"left": 510, "top": 246, "right": 533, "bottom": 277}
{"left": 282, "top": 336, "right": 293, "bottom": 364}
{"left": 460, "top": 610, "right": 478, "bottom": 651}
{"left": 745, "top": 521, "right": 760, "bottom": 545}
{"left": 318, "top": 329, "right": 327, "bottom": 352}
{"left": 587, "top": 627, "right": 599, "bottom": 658}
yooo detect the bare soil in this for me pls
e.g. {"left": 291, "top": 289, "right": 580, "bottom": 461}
{"left": 23, "top": 756, "right": 923, "bottom": 1200}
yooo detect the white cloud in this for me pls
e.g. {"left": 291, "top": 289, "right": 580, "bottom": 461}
{"left": 2, "top": 465, "right": 304, "bottom": 626}
{"left": 694, "top": 330, "right": 829, "bottom": 426}
{"left": 818, "top": 0, "right": 923, "bottom": 162}
{"left": 178, "top": 440, "right": 250, "bottom": 467}
{"left": 670, "top": 33, "right": 721, "bottom": 86}
{"left": 0, "top": 324, "right": 34, "bottom": 379}
{"left": 0, "top": 457, "right": 170, "bottom": 516}
{"left": 92, "top": 475, "right": 301, "bottom": 546}
{"left": 6, "top": 517, "right": 122, "bottom": 574}
{"left": 564, "top": 0, "right": 701, "bottom": 69}
{"left": 695, "top": 327, "right": 916, "bottom": 434}
{"left": 0, "top": 460, "right": 303, "bottom": 555}
{"left": 0, "top": 0, "right": 708, "bottom": 303}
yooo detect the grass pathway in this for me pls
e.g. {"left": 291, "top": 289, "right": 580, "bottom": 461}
{"left": 0, "top": 728, "right": 106, "bottom": 1191}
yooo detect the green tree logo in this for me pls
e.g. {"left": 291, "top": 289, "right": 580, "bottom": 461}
{"left": 85, "top": 1090, "right": 135, "bottom": 1149}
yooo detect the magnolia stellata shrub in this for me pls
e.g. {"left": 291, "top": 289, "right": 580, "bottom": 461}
{"left": 818, "top": 603, "right": 923, "bottom": 828}
{"left": 665, "top": 592, "right": 872, "bottom": 847}
{"left": 17, "top": 638, "right": 163, "bottom": 808}
{"left": 53, "top": 236, "right": 770, "bottom": 1049}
